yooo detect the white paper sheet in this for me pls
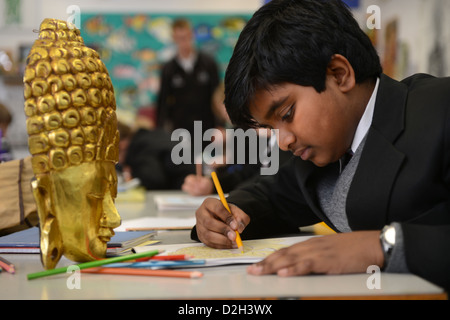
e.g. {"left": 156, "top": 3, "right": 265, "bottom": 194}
{"left": 132, "top": 236, "right": 316, "bottom": 267}
{"left": 115, "top": 216, "right": 197, "bottom": 232}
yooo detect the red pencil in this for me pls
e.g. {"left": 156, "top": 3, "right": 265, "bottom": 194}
{"left": 82, "top": 267, "right": 203, "bottom": 278}
{"left": 135, "top": 254, "right": 193, "bottom": 262}
{"left": 0, "top": 256, "right": 15, "bottom": 274}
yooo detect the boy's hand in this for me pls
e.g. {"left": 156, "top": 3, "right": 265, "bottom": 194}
{"left": 247, "top": 231, "right": 384, "bottom": 276}
{"left": 195, "top": 198, "right": 250, "bottom": 249}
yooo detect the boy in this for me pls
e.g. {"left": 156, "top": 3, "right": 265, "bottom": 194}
{"left": 192, "top": 0, "right": 450, "bottom": 291}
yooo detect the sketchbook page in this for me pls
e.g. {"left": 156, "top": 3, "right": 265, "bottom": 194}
{"left": 154, "top": 194, "right": 220, "bottom": 211}
{"left": 114, "top": 216, "right": 197, "bottom": 232}
{"left": 133, "top": 236, "right": 317, "bottom": 267}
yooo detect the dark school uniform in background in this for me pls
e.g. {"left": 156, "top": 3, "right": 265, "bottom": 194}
{"left": 124, "top": 128, "right": 195, "bottom": 190}
{"left": 157, "top": 52, "right": 220, "bottom": 136}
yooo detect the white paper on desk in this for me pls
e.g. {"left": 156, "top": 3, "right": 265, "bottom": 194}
{"left": 154, "top": 194, "right": 221, "bottom": 211}
{"left": 115, "top": 216, "right": 197, "bottom": 232}
{"left": 133, "top": 236, "right": 316, "bottom": 267}
{"left": 117, "top": 178, "right": 141, "bottom": 192}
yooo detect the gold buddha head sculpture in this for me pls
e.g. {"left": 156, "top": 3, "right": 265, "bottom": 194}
{"left": 23, "top": 18, "right": 121, "bottom": 269}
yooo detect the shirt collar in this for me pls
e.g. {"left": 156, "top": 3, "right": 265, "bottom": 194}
{"left": 177, "top": 52, "right": 197, "bottom": 73}
{"left": 350, "top": 77, "right": 380, "bottom": 154}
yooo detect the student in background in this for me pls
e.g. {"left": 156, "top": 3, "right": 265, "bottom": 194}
{"left": 192, "top": 0, "right": 450, "bottom": 291}
{"left": 0, "top": 102, "right": 13, "bottom": 162}
{"left": 182, "top": 136, "right": 292, "bottom": 196}
{"left": 118, "top": 107, "right": 195, "bottom": 190}
{"left": 182, "top": 162, "right": 261, "bottom": 196}
{"left": 182, "top": 83, "right": 293, "bottom": 196}
{"left": 156, "top": 18, "right": 220, "bottom": 143}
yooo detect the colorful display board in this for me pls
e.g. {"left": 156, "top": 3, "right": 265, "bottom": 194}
{"left": 80, "top": 13, "right": 251, "bottom": 117}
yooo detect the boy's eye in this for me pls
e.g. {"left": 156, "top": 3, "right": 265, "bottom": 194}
{"left": 282, "top": 105, "right": 295, "bottom": 121}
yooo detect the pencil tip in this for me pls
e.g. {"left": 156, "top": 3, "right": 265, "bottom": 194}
{"left": 191, "top": 271, "right": 203, "bottom": 278}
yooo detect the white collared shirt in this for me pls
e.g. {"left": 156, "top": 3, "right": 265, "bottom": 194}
{"left": 350, "top": 78, "right": 380, "bottom": 154}
{"left": 177, "top": 53, "right": 197, "bottom": 73}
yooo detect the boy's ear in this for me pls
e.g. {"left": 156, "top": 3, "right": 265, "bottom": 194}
{"left": 31, "top": 177, "right": 63, "bottom": 270}
{"left": 326, "top": 54, "right": 356, "bottom": 93}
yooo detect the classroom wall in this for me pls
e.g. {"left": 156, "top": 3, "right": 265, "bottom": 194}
{"left": 354, "top": 0, "right": 450, "bottom": 80}
{"left": 1, "top": 0, "right": 449, "bottom": 157}
{"left": 0, "top": 0, "right": 262, "bottom": 157}
{"left": 0, "top": 0, "right": 262, "bottom": 58}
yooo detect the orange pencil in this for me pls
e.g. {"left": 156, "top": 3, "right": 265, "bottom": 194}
{"left": 82, "top": 267, "right": 203, "bottom": 278}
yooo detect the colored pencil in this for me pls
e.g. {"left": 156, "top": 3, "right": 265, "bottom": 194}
{"left": 27, "top": 249, "right": 161, "bottom": 280}
{"left": 82, "top": 267, "right": 203, "bottom": 278}
{"left": 0, "top": 256, "right": 16, "bottom": 274}
{"left": 106, "top": 259, "right": 206, "bottom": 269}
{"left": 210, "top": 171, "right": 244, "bottom": 253}
{"left": 135, "top": 254, "right": 193, "bottom": 262}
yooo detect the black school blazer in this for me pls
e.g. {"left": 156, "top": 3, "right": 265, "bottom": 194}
{"left": 194, "top": 74, "right": 450, "bottom": 291}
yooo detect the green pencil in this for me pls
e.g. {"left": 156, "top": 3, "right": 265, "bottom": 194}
{"left": 27, "top": 249, "right": 161, "bottom": 280}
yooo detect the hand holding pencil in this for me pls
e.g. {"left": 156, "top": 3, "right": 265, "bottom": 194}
{"left": 192, "top": 172, "right": 249, "bottom": 251}
{"left": 210, "top": 172, "right": 244, "bottom": 253}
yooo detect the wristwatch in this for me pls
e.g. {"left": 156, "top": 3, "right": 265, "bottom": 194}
{"left": 380, "top": 225, "right": 396, "bottom": 269}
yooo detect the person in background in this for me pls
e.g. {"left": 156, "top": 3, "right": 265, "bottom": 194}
{"left": 156, "top": 18, "right": 220, "bottom": 156}
{"left": 118, "top": 107, "right": 195, "bottom": 190}
{"left": 182, "top": 83, "right": 293, "bottom": 196}
{"left": 0, "top": 102, "right": 13, "bottom": 162}
{"left": 182, "top": 145, "right": 292, "bottom": 196}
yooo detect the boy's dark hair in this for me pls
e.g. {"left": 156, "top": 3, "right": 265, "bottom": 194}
{"left": 224, "top": 0, "right": 383, "bottom": 129}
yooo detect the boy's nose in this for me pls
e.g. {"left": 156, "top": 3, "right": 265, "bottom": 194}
{"left": 277, "top": 130, "right": 295, "bottom": 152}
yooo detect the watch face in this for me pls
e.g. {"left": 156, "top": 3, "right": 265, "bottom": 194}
{"left": 385, "top": 226, "right": 396, "bottom": 245}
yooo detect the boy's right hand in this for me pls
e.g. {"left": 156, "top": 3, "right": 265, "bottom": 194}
{"left": 195, "top": 198, "right": 250, "bottom": 249}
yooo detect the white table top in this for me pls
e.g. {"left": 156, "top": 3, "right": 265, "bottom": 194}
{"left": 0, "top": 190, "right": 446, "bottom": 300}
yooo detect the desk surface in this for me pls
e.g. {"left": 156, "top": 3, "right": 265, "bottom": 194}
{"left": 0, "top": 190, "right": 446, "bottom": 300}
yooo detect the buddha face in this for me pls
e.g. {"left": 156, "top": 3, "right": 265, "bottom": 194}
{"left": 24, "top": 18, "right": 121, "bottom": 269}
{"left": 34, "top": 161, "right": 121, "bottom": 269}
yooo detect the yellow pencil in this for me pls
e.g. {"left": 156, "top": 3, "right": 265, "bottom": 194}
{"left": 211, "top": 171, "right": 244, "bottom": 253}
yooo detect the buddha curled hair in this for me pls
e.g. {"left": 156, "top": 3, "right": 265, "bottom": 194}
{"left": 24, "top": 19, "right": 119, "bottom": 175}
